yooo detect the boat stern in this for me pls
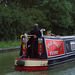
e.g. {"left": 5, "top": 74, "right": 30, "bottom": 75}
{"left": 15, "top": 58, "right": 48, "bottom": 71}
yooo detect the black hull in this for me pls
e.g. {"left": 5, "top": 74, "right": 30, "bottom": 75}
{"left": 48, "top": 53, "right": 75, "bottom": 69}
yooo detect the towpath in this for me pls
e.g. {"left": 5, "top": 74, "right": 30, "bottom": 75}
{"left": 0, "top": 46, "right": 21, "bottom": 53}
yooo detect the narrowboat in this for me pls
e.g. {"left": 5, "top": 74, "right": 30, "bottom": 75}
{"left": 15, "top": 30, "right": 75, "bottom": 71}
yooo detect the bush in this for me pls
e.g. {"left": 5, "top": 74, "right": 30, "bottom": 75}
{"left": 0, "top": 5, "right": 26, "bottom": 40}
{"left": 24, "top": 8, "right": 50, "bottom": 32}
{"left": 0, "top": 5, "right": 49, "bottom": 41}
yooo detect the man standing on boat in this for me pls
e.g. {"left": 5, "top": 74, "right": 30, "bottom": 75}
{"left": 27, "top": 23, "right": 42, "bottom": 58}
{"left": 29, "top": 23, "right": 42, "bottom": 39}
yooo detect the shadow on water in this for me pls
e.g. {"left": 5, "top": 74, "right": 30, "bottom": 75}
{"left": 0, "top": 52, "right": 75, "bottom": 75}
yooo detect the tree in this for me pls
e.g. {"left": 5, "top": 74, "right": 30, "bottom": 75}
{"left": 69, "top": 0, "right": 75, "bottom": 34}
{"left": 35, "top": 0, "right": 73, "bottom": 35}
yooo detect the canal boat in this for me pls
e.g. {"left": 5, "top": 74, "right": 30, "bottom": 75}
{"left": 15, "top": 30, "right": 75, "bottom": 71}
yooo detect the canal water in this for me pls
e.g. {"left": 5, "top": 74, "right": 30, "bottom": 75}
{"left": 0, "top": 52, "right": 75, "bottom": 75}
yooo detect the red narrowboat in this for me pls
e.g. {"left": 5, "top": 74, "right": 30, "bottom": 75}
{"left": 15, "top": 31, "right": 75, "bottom": 71}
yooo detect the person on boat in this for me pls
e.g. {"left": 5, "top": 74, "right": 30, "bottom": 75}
{"left": 27, "top": 23, "right": 42, "bottom": 58}
{"left": 29, "top": 23, "right": 42, "bottom": 39}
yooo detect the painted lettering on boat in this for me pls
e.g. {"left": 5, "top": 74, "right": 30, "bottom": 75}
{"left": 47, "top": 41, "right": 59, "bottom": 48}
{"left": 50, "top": 51, "right": 58, "bottom": 56}
{"left": 47, "top": 41, "right": 52, "bottom": 48}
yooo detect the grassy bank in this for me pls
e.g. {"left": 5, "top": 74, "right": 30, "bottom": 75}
{"left": 0, "top": 40, "right": 21, "bottom": 48}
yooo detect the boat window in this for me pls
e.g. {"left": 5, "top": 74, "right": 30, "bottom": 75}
{"left": 70, "top": 41, "right": 75, "bottom": 51}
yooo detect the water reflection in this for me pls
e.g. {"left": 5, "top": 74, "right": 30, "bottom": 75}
{"left": 0, "top": 52, "right": 75, "bottom": 75}
{"left": 0, "top": 52, "right": 19, "bottom": 75}
{"left": 6, "top": 71, "right": 48, "bottom": 75}
{"left": 6, "top": 67, "right": 75, "bottom": 75}
{"left": 6, "top": 62, "right": 75, "bottom": 75}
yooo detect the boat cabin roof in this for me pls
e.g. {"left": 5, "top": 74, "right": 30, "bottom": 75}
{"left": 43, "top": 35, "right": 75, "bottom": 40}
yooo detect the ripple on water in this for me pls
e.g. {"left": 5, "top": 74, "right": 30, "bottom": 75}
{"left": 0, "top": 52, "right": 75, "bottom": 75}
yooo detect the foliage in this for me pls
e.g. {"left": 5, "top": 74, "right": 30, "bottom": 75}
{"left": 24, "top": 8, "right": 50, "bottom": 32}
{"left": 35, "top": 0, "right": 73, "bottom": 35}
{"left": 0, "top": 5, "right": 25, "bottom": 40}
{"left": 0, "top": 0, "right": 75, "bottom": 41}
{"left": 0, "top": 5, "right": 48, "bottom": 40}
{"left": 69, "top": 0, "right": 75, "bottom": 34}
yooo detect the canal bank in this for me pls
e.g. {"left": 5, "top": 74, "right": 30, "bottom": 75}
{"left": 0, "top": 46, "right": 21, "bottom": 54}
